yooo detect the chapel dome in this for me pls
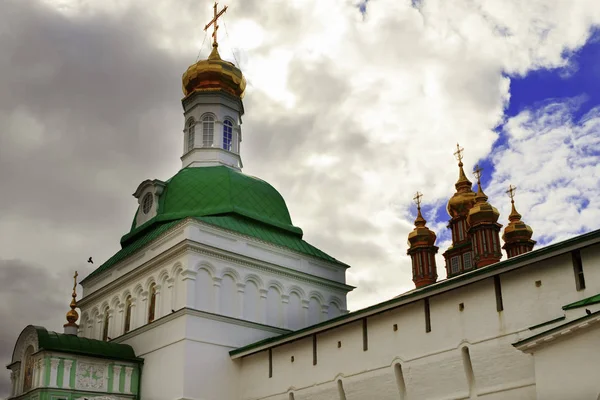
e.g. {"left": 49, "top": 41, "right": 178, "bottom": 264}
{"left": 502, "top": 202, "right": 534, "bottom": 243}
{"left": 408, "top": 208, "right": 437, "bottom": 248}
{"left": 182, "top": 45, "right": 246, "bottom": 98}
{"left": 124, "top": 166, "right": 301, "bottom": 245}
{"left": 467, "top": 185, "right": 500, "bottom": 227}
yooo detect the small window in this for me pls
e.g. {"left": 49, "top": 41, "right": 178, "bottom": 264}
{"left": 102, "top": 309, "right": 110, "bottom": 341}
{"left": 223, "top": 120, "right": 233, "bottom": 151}
{"left": 148, "top": 283, "right": 157, "bottom": 323}
{"left": 186, "top": 121, "right": 195, "bottom": 152}
{"left": 463, "top": 252, "right": 472, "bottom": 270}
{"left": 124, "top": 295, "right": 133, "bottom": 333}
{"left": 202, "top": 115, "right": 215, "bottom": 147}
{"left": 141, "top": 193, "right": 153, "bottom": 214}
{"left": 451, "top": 256, "right": 460, "bottom": 274}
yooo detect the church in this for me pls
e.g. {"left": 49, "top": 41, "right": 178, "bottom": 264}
{"left": 6, "top": 5, "right": 600, "bottom": 400}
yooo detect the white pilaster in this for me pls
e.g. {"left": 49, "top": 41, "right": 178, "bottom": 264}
{"left": 154, "top": 284, "right": 162, "bottom": 319}
{"left": 37, "top": 358, "right": 45, "bottom": 387}
{"left": 167, "top": 277, "right": 175, "bottom": 310}
{"left": 213, "top": 277, "right": 222, "bottom": 314}
{"left": 112, "top": 365, "right": 122, "bottom": 393}
{"left": 237, "top": 283, "right": 246, "bottom": 319}
{"left": 49, "top": 358, "right": 60, "bottom": 387}
{"left": 117, "top": 303, "right": 125, "bottom": 337}
{"left": 282, "top": 295, "right": 290, "bottom": 329}
{"left": 321, "top": 305, "right": 329, "bottom": 320}
{"left": 259, "top": 289, "right": 268, "bottom": 324}
{"left": 181, "top": 269, "right": 197, "bottom": 308}
{"left": 140, "top": 291, "right": 149, "bottom": 325}
{"left": 129, "top": 299, "right": 138, "bottom": 330}
{"left": 62, "top": 360, "right": 73, "bottom": 388}
{"left": 124, "top": 367, "right": 134, "bottom": 394}
{"left": 301, "top": 299, "right": 310, "bottom": 328}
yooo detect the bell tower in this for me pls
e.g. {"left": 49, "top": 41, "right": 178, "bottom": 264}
{"left": 180, "top": 2, "right": 247, "bottom": 171}
{"left": 407, "top": 192, "right": 439, "bottom": 288}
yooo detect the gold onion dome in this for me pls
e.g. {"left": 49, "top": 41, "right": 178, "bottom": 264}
{"left": 65, "top": 271, "right": 79, "bottom": 327}
{"left": 447, "top": 145, "right": 477, "bottom": 219}
{"left": 408, "top": 194, "right": 437, "bottom": 248}
{"left": 182, "top": 44, "right": 246, "bottom": 98}
{"left": 503, "top": 187, "right": 534, "bottom": 242}
{"left": 467, "top": 168, "right": 500, "bottom": 227}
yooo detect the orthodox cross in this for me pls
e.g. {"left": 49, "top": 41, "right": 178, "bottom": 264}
{"left": 473, "top": 164, "right": 483, "bottom": 182}
{"left": 204, "top": 2, "right": 228, "bottom": 47}
{"left": 453, "top": 143, "right": 464, "bottom": 163}
{"left": 413, "top": 191, "right": 423, "bottom": 209}
{"left": 506, "top": 184, "right": 517, "bottom": 202}
{"left": 72, "top": 271, "right": 78, "bottom": 293}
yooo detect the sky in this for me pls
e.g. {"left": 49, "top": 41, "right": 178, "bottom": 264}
{"left": 1, "top": 0, "right": 600, "bottom": 395}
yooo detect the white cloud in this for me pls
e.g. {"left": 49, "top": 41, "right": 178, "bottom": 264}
{"left": 1, "top": 0, "right": 600, "bottom": 316}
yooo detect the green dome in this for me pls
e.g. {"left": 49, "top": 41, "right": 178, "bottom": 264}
{"left": 122, "top": 166, "right": 302, "bottom": 245}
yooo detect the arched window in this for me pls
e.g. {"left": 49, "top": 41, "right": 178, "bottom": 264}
{"left": 186, "top": 118, "right": 195, "bottom": 152}
{"left": 124, "top": 295, "right": 133, "bottom": 333}
{"left": 223, "top": 119, "right": 233, "bottom": 151}
{"left": 102, "top": 309, "right": 110, "bottom": 341}
{"left": 22, "top": 346, "right": 34, "bottom": 392}
{"left": 202, "top": 115, "right": 214, "bottom": 147}
{"left": 148, "top": 283, "right": 157, "bottom": 323}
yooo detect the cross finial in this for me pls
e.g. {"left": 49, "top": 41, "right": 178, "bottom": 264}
{"left": 72, "top": 271, "right": 78, "bottom": 293}
{"left": 473, "top": 164, "right": 483, "bottom": 182}
{"left": 413, "top": 191, "right": 423, "bottom": 209}
{"left": 506, "top": 184, "right": 517, "bottom": 202}
{"left": 453, "top": 143, "right": 464, "bottom": 164}
{"left": 204, "top": 2, "right": 228, "bottom": 48}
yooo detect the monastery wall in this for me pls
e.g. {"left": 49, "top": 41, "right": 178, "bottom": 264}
{"left": 237, "top": 244, "right": 600, "bottom": 400}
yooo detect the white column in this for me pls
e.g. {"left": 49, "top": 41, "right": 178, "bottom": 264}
{"left": 167, "top": 278, "right": 175, "bottom": 311}
{"left": 140, "top": 291, "right": 149, "bottom": 325}
{"left": 301, "top": 299, "right": 310, "bottom": 328}
{"left": 321, "top": 305, "right": 329, "bottom": 321}
{"left": 62, "top": 360, "right": 73, "bottom": 388}
{"left": 49, "top": 358, "right": 60, "bottom": 387}
{"left": 259, "top": 289, "right": 268, "bottom": 324}
{"left": 181, "top": 269, "right": 197, "bottom": 308}
{"left": 37, "top": 358, "right": 45, "bottom": 387}
{"left": 155, "top": 285, "right": 162, "bottom": 319}
{"left": 129, "top": 298, "right": 138, "bottom": 330}
{"left": 96, "top": 315, "right": 104, "bottom": 340}
{"left": 282, "top": 295, "right": 290, "bottom": 329}
{"left": 112, "top": 365, "right": 122, "bottom": 393}
{"left": 237, "top": 283, "right": 245, "bottom": 319}
{"left": 124, "top": 367, "right": 134, "bottom": 394}
{"left": 213, "top": 277, "right": 222, "bottom": 314}
{"left": 116, "top": 303, "right": 125, "bottom": 337}
{"left": 106, "top": 309, "right": 114, "bottom": 339}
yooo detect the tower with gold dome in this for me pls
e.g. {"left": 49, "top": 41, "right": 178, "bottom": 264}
{"left": 442, "top": 144, "right": 477, "bottom": 277}
{"left": 502, "top": 185, "right": 536, "bottom": 258}
{"left": 407, "top": 192, "right": 439, "bottom": 288}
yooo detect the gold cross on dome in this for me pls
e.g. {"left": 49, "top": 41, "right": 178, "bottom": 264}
{"left": 473, "top": 164, "right": 483, "bottom": 181}
{"left": 506, "top": 184, "right": 517, "bottom": 201}
{"left": 453, "top": 143, "right": 464, "bottom": 163}
{"left": 72, "top": 271, "right": 78, "bottom": 294}
{"left": 204, "top": 2, "right": 228, "bottom": 47}
{"left": 413, "top": 191, "right": 423, "bottom": 208}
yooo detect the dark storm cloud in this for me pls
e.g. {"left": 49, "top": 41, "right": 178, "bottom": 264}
{"left": 0, "top": 259, "right": 73, "bottom": 396}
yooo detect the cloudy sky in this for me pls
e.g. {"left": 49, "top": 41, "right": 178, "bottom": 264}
{"left": 1, "top": 0, "right": 600, "bottom": 394}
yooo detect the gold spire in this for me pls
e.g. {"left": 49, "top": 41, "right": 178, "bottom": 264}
{"left": 413, "top": 191, "right": 426, "bottom": 227}
{"left": 204, "top": 2, "right": 228, "bottom": 49}
{"left": 473, "top": 164, "right": 488, "bottom": 202}
{"left": 506, "top": 184, "right": 522, "bottom": 222}
{"left": 65, "top": 271, "right": 79, "bottom": 327}
{"left": 453, "top": 143, "right": 472, "bottom": 191}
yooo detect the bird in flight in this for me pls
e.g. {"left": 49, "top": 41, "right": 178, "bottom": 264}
{"left": 88, "top": 257, "right": 93, "bottom": 264}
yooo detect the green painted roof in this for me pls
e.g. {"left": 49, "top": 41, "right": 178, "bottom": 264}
{"left": 563, "top": 293, "right": 600, "bottom": 310}
{"left": 122, "top": 166, "right": 302, "bottom": 246}
{"left": 33, "top": 326, "right": 142, "bottom": 362}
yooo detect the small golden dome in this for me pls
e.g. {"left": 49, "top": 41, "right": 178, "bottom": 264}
{"left": 447, "top": 161, "right": 477, "bottom": 219}
{"left": 467, "top": 172, "right": 500, "bottom": 227}
{"left": 64, "top": 271, "right": 79, "bottom": 327}
{"left": 502, "top": 191, "right": 534, "bottom": 243}
{"left": 182, "top": 45, "right": 246, "bottom": 98}
{"left": 408, "top": 202, "right": 437, "bottom": 248}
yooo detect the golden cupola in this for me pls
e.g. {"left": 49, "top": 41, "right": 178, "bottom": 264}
{"left": 408, "top": 203, "right": 437, "bottom": 248}
{"left": 182, "top": 4, "right": 246, "bottom": 99}
{"left": 63, "top": 271, "right": 79, "bottom": 335}
{"left": 467, "top": 172, "right": 500, "bottom": 227}
{"left": 447, "top": 144, "right": 477, "bottom": 219}
{"left": 182, "top": 44, "right": 246, "bottom": 98}
{"left": 502, "top": 185, "right": 536, "bottom": 258}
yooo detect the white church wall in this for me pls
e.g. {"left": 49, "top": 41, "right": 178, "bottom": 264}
{"left": 237, "top": 244, "right": 600, "bottom": 400}
{"left": 531, "top": 325, "right": 600, "bottom": 400}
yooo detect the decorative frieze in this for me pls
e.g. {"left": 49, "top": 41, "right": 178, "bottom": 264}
{"left": 76, "top": 361, "right": 108, "bottom": 392}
